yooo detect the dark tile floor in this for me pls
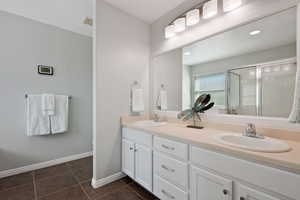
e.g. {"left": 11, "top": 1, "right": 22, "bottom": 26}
{"left": 0, "top": 156, "right": 159, "bottom": 200}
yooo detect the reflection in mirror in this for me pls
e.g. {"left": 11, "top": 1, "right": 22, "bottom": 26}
{"left": 152, "top": 7, "right": 297, "bottom": 119}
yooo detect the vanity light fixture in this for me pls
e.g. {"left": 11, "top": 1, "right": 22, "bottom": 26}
{"left": 174, "top": 17, "right": 186, "bottom": 32}
{"left": 164, "top": 0, "right": 244, "bottom": 39}
{"left": 203, "top": 0, "right": 218, "bottom": 19}
{"left": 223, "top": 0, "right": 242, "bottom": 12}
{"left": 249, "top": 30, "right": 261, "bottom": 36}
{"left": 186, "top": 9, "right": 200, "bottom": 26}
{"left": 165, "top": 24, "right": 176, "bottom": 39}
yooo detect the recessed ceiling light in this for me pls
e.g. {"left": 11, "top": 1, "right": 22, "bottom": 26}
{"left": 184, "top": 52, "right": 191, "bottom": 56}
{"left": 249, "top": 30, "right": 261, "bottom": 36}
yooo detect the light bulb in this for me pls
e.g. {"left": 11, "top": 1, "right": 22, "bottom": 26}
{"left": 174, "top": 17, "right": 186, "bottom": 33}
{"left": 165, "top": 24, "right": 176, "bottom": 39}
{"left": 186, "top": 9, "right": 200, "bottom": 26}
{"left": 203, "top": 0, "right": 218, "bottom": 19}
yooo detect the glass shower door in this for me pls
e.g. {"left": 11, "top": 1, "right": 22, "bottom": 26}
{"left": 261, "top": 61, "right": 297, "bottom": 118}
{"left": 227, "top": 59, "right": 297, "bottom": 117}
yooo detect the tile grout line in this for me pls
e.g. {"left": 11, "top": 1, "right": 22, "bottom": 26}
{"left": 126, "top": 183, "right": 147, "bottom": 200}
{"left": 0, "top": 172, "right": 35, "bottom": 194}
{"left": 126, "top": 181, "right": 158, "bottom": 200}
{"left": 68, "top": 162, "right": 92, "bottom": 200}
{"left": 81, "top": 178, "right": 134, "bottom": 200}
{"left": 35, "top": 165, "right": 79, "bottom": 199}
{"left": 37, "top": 184, "right": 80, "bottom": 199}
{"left": 32, "top": 171, "right": 38, "bottom": 200}
{"left": 78, "top": 181, "right": 92, "bottom": 200}
{"left": 33, "top": 163, "right": 73, "bottom": 182}
{"left": 0, "top": 182, "right": 32, "bottom": 193}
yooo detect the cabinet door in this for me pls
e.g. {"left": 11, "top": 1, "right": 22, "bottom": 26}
{"left": 190, "top": 166, "right": 233, "bottom": 200}
{"left": 238, "top": 185, "right": 280, "bottom": 200}
{"left": 135, "top": 143, "right": 153, "bottom": 191}
{"left": 122, "top": 139, "right": 135, "bottom": 179}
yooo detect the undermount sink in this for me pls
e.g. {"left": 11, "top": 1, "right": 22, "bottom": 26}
{"left": 215, "top": 133, "right": 291, "bottom": 153}
{"left": 133, "top": 120, "right": 167, "bottom": 127}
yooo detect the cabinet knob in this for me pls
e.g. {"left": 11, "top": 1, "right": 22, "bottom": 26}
{"left": 240, "top": 197, "right": 245, "bottom": 200}
{"left": 129, "top": 147, "right": 133, "bottom": 150}
{"left": 223, "top": 189, "right": 228, "bottom": 195}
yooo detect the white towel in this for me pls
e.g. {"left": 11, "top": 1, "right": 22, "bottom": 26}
{"left": 42, "top": 94, "right": 55, "bottom": 116}
{"left": 132, "top": 89, "right": 144, "bottom": 112}
{"left": 159, "top": 90, "right": 168, "bottom": 111}
{"left": 27, "top": 95, "right": 50, "bottom": 136}
{"left": 50, "top": 95, "right": 69, "bottom": 134}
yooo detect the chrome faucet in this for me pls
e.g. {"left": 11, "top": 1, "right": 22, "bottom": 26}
{"left": 244, "top": 123, "right": 264, "bottom": 139}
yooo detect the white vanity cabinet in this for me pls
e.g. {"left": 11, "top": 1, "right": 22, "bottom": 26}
{"left": 237, "top": 185, "right": 280, "bottom": 200}
{"left": 122, "top": 127, "right": 300, "bottom": 200}
{"left": 190, "top": 166, "right": 233, "bottom": 200}
{"left": 122, "top": 128, "right": 152, "bottom": 191}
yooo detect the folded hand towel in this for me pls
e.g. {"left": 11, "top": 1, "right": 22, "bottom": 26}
{"left": 27, "top": 95, "right": 50, "bottom": 136}
{"left": 159, "top": 90, "right": 168, "bottom": 111}
{"left": 42, "top": 94, "right": 55, "bottom": 116}
{"left": 132, "top": 89, "right": 144, "bottom": 112}
{"left": 50, "top": 95, "right": 69, "bottom": 134}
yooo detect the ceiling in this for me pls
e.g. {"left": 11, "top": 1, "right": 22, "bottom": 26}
{"left": 103, "top": 0, "right": 188, "bottom": 23}
{"left": 183, "top": 8, "right": 297, "bottom": 66}
{"left": 0, "top": 0, "right": 93, "bottom": 37}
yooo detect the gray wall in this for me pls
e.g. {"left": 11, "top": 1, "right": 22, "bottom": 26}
{"left": 94, "top": 0, "right": 150, "bottom": 180}
{"left": 0, "top": 11, "right": 92, "bottom": 171}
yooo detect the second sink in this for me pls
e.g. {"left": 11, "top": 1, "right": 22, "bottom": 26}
{"left": 215, "top": 133, "right": 291, "bottom": 153}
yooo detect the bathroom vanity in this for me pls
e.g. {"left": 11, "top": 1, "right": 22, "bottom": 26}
{"left": 121, "top": 119, "right": 300, "bottom": 200}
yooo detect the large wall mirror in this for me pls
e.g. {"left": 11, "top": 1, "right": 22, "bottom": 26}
{"left": 152, "top": 7, "right": 298, "bottom": 121}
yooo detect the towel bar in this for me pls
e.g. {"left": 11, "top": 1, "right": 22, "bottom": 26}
{"left": 25, "top": 94, "right": 72, "bottom": 99}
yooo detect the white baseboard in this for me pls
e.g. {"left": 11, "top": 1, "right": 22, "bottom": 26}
{"left": 91, "top": 172, "right": 126, "bottom": 189}
{"left": 0, "top": 151, "right": 93, "bottom": 179}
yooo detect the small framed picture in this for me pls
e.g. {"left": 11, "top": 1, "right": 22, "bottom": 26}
{"left": 38, "top": 65, "right": 54, "bottom": 76}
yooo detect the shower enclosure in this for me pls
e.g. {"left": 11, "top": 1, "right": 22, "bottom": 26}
{"left": 227, "top": 58, "right": 297, "bottom": 118}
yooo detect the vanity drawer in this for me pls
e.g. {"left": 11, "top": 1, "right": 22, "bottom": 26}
{"left": 154, "top": 136, "right": 188, "bottom": 161}
{"left": 154, "top": 175, "right": 188, "bottom": 200}
{"left": 154, "top": 152, "right": 188, "bottom": 191}
{"left": 122, "top": 128, "right": 152, "bottom": 147}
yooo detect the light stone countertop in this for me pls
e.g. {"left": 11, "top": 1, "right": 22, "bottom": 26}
{"left": 121, "top": 116, "right": 300, "bottom": 175}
